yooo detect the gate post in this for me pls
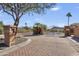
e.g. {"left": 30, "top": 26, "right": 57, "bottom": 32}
{"left": 4, "top": 25, "right": 16, "bottom": 47}
{"left": 74, "top": 25, "right": 79, "bottom": 38}
{"left": 64, "top": 26, "right": 71, "bottom": 37}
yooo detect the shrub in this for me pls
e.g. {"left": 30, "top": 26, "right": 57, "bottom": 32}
{"left": 18, "top": 29, "right": 31, "bottom": 33}
{"left": 0, "top": 29, "right": 2, "bottom": 34}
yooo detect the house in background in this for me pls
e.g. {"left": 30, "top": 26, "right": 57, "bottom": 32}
{"left": 49, "top": 26, "right": 64, "bottom": 32}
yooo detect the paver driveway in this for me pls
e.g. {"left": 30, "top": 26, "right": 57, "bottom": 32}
{"left": 4, "top": 35, "right": 79, "bottom": 56}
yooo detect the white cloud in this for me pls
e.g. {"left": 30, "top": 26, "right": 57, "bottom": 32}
{"left": 50, "top": 7, "right": 60, "bottom": 11}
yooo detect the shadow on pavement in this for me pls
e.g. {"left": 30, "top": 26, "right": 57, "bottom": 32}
{"left": 0, "top": 43, "right": 8, "bottom": 47}
{"left": 71, "top": 36, "right": 79, "bottom": 42}
{"left": 0, "top": 43, "right": 8, "bottom": 50}
{"left": 59, "top": 36, "right": 66, "bottom": 38}
{"left": 0, "top": 38, "right": 8, "bottom": 50}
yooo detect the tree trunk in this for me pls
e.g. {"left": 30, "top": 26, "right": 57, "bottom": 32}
{"left": 68, "top": 17, "right": 69, "bottom": 26}
{"left": 13, "top": 17, "right": 19, "bottom": 36}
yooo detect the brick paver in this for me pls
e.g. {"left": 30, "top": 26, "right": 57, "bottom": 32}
{"left": 4, "top": 35, "right": 79, "bottom": 56}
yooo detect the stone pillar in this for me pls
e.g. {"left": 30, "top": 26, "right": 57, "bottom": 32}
{"left": 70, "top": 26, "right": 75, "bottom": 35}
{"left": 64, "top": 26, "right": 71, "bottom": 37}
{"left": 74, "top": 25, "right": 79, "bottom": 37}
{"left": 4, "top": 25, "right": 16, "bottom": 47}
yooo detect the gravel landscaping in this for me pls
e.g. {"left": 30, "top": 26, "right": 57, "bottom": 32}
{"left": 0, "top": 35, "right": 28, "bottom": 50}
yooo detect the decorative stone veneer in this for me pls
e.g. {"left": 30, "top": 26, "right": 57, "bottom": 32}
{"left": 64, "top": 26, "right": 71, "bottom": 37}
{"left": 4, "top": 25, "right": 17, "bottom": 47}
{"left": 73, "top": 25, "right": 79, "bottom": 37}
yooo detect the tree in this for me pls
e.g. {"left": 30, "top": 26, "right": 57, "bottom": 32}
{"left": 42, "top": 24, "right": 47, "bottom": 31}
{"left": 33, "top": 22, "right": 47, "bottom": 35}
{"left": 0, "top": 3, "right": 56, "bottom": 35}
{"left": 66, "top": 12, "right": 72, "bottom": 26}
{"left": 0, "top": 21, "right": 3, "bottom": 34}
{"left": 34, "top": 22, "right": 47, "bottom": 30}
{"left": 24, "top": 22, "right": 28, "bottom": 29}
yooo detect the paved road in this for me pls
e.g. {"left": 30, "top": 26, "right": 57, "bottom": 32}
{"left": 4, "top": 35, "right": 79, "bottom": 56}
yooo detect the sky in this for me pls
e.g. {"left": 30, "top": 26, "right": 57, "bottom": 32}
{"left": 0, "top": 3, "right": 79, "bottom": 28}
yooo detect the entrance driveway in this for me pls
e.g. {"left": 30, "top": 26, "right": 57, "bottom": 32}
{"left": 4, "top": 35, "right": 79, "bottom": 56}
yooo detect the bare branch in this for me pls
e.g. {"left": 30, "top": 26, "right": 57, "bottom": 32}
{"left": 0, "top": 3, "right": 56, "bottom": 27}
{"left": 11, "top": 10, "right": 16, "bottom": 21}
{"left": 1, "top": 4, "right": 16, "bottom": 21}
{"left": 19, "top": 12, "right": 23, "bottom": 19}
{"left": 4, "top": 10, "right": 16, "bottom": 21}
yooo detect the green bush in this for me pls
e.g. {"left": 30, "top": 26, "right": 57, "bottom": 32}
{"left": 0, "top": 29, "right": 2, "bottom": 34}
{"left": 18, "top": 29, "right": 31, "bottom": 33}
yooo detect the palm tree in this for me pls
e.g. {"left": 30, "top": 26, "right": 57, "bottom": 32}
{"left": 66, "top": 12, "right": 72, "bottom": 26}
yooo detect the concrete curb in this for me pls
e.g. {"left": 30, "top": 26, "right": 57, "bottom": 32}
{"left": 66, "top": 37, "right": 79, "bottom": 55}
{"left": 0, "top": 37, "right": 32, "bottom": 56}
{"left": 66, "top": 37, "right": 79, "bottom": 45}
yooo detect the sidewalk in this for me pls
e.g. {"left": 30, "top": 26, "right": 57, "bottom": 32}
{"left": 1, "top": 35, "right": 79, "bottom": 56}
